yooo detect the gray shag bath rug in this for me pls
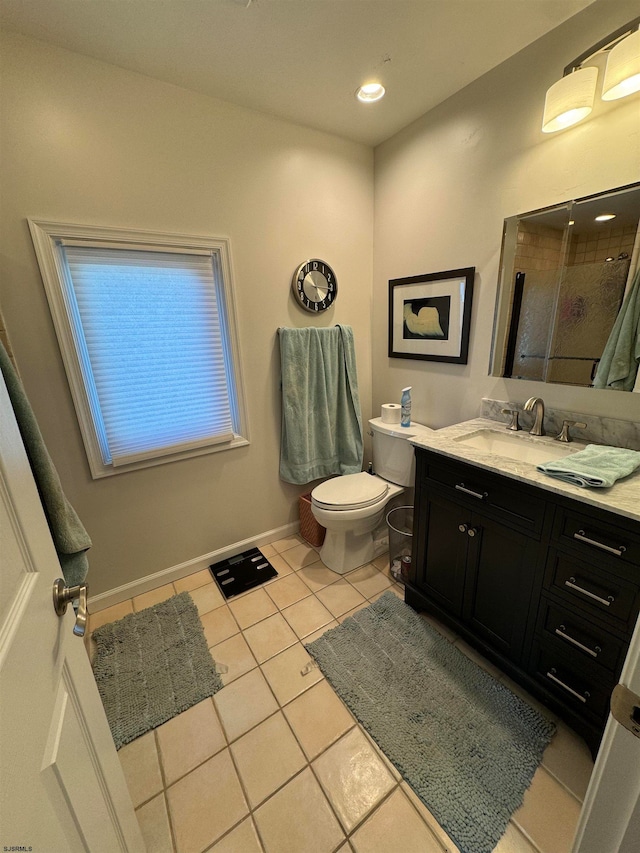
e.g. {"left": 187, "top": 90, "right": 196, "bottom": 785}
{"left": 306, "top": 591, "right": 555, "bottom": 853}
{"left": 92, "top": 591, "right": 222, "bottom": 749}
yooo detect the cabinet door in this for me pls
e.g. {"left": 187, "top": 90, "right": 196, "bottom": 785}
{"left": 417, "top": 491, "right": 468, "bottom": 617}
{"left": 463, "top": 513, "right": 538, "bottom": 662}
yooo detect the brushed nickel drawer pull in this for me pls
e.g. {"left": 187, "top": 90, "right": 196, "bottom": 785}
{"left": 455, "top": 483, "right": 488, "bottom": 500}
{"left": 573, "top": 529, "right": 626, "bottom": 557}
{"left": 555, "top": 625, "right": 600, "bottom": 658}
{"left": 565, "top": 576, "right": 614, "bottom": 607}
{"left": 546, "top": 668, "right": 590, "bottom": 703}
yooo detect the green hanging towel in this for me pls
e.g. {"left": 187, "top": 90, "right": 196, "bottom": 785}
{"left": 593, "top": 267, "right": 640, "bottom": 391}
{"left": 0, "top": 341, "right": 91, "bottom": 585}
{"left": 279, "top": 325, "right": 363, "bottom": 484}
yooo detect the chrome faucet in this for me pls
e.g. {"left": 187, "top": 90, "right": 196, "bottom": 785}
{"left": 524, "top": 397, "right": 545, "bottom": 436}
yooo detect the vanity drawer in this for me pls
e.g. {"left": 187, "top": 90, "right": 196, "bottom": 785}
{"left": 537, "top": 597, "right": 626, "bottom": 675}
{"left": 424, "top": 458, "right": 546, "bottom": 535}
{"left": 545, "top": 549, "right": 638, "bottom": 630}
{"left": 553, "top": 506, "right": 640, "bottom": 576}
{"left": 529, "top": 639, "right": 613, "bottom": 723}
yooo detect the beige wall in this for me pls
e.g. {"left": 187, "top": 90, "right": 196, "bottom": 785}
{"left": 0, "top": 33, "right": 373, "bottom": 595}
{"left": 373, "top": 0, "right": 640, "bottom": 429}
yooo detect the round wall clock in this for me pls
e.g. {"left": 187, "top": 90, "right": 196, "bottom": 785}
{"left": 291, "top": 259, "right": 337, "bottom": 312}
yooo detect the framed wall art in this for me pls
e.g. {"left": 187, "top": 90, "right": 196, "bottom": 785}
{"left": 388, "top": 267, "right": 475, "bottom": 363}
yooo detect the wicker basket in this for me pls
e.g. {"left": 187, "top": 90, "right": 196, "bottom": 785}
{"left": 298, "top": 492, "right": 326, "bottom": 548}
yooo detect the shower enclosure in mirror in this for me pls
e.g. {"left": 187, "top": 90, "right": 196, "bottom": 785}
{"left": 490, "top": 183, "right": 640, "bottom": 390}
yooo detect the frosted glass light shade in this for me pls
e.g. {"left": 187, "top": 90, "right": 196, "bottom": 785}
{"left": 542, "top": 66, "right": 598, "bottom": 133}
{"left": 602, "top": 29, "right": 640, "bottom": 100}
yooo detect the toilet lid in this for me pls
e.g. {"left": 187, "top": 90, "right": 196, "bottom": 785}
{"left": 312, "top": 472, "right": 388, "bottom": 510}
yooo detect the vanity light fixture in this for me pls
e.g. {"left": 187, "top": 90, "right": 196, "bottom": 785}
{"left": 542, "top": 66, "right": 598, "bottom": 133}
{"left": 356, "top": 82, "right": 385, "bottom": 103}
{"left": 542, "top": 16, "right": 640, "bottom": 133}
{"left": 602, "top": 27, "right": 640, "bottom": 100}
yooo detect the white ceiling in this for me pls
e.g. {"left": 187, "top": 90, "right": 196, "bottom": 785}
{"left": 0, "top": 0, "right": 596, "bottom": 147}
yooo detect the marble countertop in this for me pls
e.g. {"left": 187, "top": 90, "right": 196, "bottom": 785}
{"left": 411, "top": 418, "right": 640, "bottom": 524}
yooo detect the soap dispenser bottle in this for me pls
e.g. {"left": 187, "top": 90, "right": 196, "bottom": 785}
{"left": 400, "top": 387, "right": 412, "bottom": 427}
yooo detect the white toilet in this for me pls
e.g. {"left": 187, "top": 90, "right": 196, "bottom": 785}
{"left": 310, "top": 417, "right": 434, "bottom": 574}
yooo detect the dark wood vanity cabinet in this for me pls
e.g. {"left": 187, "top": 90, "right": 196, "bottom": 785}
{"left": 406, "top": 447, "right": 640, "bottom": 756}
{"left": 415, "top": 481, "right": 540, "bottom": 663}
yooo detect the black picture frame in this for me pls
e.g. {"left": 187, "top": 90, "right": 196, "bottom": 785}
{"left": 388, "top": 267, "right": 475, "bottom": 363}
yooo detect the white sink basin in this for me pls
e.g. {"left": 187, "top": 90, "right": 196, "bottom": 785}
{"left": 454, "top": 429, "right": 581, "bottom": 467}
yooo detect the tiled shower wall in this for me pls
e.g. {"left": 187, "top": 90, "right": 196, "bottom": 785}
{"left": 568, "top": 223, "right": 637, "bottom": 266}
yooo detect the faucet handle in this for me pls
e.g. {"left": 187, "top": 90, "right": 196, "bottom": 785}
{"left": 501, "top": 408, "right": 521, "bottom": 431}
{"left": 556, "top": 419, "right": 587, "bottom": 443}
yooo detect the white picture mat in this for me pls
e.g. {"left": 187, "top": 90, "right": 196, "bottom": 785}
{"left": 392, "top": 277, "right": 466, "bottom": 357}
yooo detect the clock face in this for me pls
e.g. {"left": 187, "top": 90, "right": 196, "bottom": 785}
{"left": 292, "top": 259, "right": 337, "bottom": 312}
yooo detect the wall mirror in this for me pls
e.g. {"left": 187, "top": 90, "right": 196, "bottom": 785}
{"left": 490, "top": 182, "right": 640, "bottom": 391}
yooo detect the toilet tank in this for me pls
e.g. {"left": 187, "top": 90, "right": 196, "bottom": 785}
{"left": 369, "top": 417, "right": 433, "bottom": 486}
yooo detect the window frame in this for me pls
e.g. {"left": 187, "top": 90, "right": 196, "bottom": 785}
{"left": 28, "top": 220, "right": 249, "bottom": 478}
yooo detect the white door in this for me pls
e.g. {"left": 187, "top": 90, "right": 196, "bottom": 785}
{"left": 0, "top": 373, "right": 144, "bottom": 851}
{"left": 573, "top": 609, "right": 640, "bottom": 852}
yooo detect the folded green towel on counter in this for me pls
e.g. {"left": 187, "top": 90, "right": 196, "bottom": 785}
{"left": 537, "top": 444, "right": 640, "bottom": 488}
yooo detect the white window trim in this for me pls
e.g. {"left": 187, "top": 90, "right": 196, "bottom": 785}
{"left": 28, "top": 220, "right": 249, "bottom": 478}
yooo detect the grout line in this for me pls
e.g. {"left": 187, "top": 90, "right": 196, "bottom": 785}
{"left": 224, "top": 724, "right": 260, "bottom": 826}
{"left": 152, "top": 729, "right": 179, "bottom": 853}
{"left": 211, "top": 635, "right": 260, "bottom": 685}
{"left": 191, "top": 696, "right": 263, "bottom": 852}
{"left": 201, "top": 816, "right": 266, "bottom": 853}
{"left": 509, "top": 819, "right": 546, "bottom": 853}
{"left": 343, "top": 780, "right": 403, "bottom": 841}
{"left": 161, "top": 790, "right": 178, "bottom": 853}
{"left": 504, "top": 820, "right": 544, "bottom": 853}
{"left": 305, "top": 755, "right": 351, "bottom": 844}
{"left": 540, "top": 768, "right": 586, "bottom": 806}
{"left": 399, "top": 781, "right": 454, "bottom": 853}
{"left": 533, "top": 762, "right": 586, "bottom": 809}
{"left": 153, "top": 727, "right": 168, "bottom": 791}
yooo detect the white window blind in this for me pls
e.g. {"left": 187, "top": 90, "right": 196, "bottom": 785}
{"left": 60, "top": 244, "right": 235, "bottom": 467}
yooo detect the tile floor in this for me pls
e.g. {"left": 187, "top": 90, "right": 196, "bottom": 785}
{"left": 88, "top": 535, "right": 595, "bottom": 853}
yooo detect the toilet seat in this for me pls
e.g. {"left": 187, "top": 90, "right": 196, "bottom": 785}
{"left": 312, "top": 472, "right": 388, "bottom": 511}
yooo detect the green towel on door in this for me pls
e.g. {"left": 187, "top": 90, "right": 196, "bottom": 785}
{"left": 279, "top": 325, "right": 363, "bottom": 484}
{"left": 0, "top": 341, "right": 91, "bottom": 585}
{"left": 537, "top": 444, "right": 640, "bottom": 488}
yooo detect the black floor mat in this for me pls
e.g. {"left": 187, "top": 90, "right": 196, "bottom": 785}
{"left": 209, "top": 548, "right": 278, "bottom": 599}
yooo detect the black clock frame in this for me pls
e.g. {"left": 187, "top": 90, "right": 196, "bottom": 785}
{"left": 292, "top": 259, "right": 337, "bottom": 312}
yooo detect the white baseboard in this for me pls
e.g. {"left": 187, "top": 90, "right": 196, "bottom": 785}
{"left": 88, "top": 521, "right": 300, "bottom": 612}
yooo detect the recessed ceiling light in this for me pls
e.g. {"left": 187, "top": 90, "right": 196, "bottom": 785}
{"left": 595, "top": 213, "right": 616, "bottom": 221}
{"left": 356, "top": 82, "right": 385, "bottom": 103}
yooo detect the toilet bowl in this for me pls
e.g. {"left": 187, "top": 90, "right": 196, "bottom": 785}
{"left": 310, "top": 417, "right": 433, "bottom": 574}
